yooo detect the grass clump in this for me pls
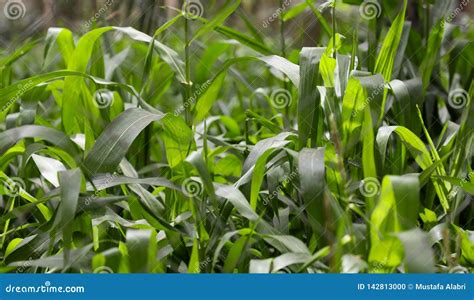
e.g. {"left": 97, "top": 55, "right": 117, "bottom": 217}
{"left": 0, "top": 0, "right": 472, "bottom": 273}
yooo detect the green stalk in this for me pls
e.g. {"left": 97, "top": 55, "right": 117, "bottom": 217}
{"left": 279, "top": 0, "right": 290, "bottom": 125}
{"left": 279, "top": 0, "right": 286, "bottom": 58}
{"left": 350, "top": 28, "right": 358, "bottom": 71}
{"left": 424, "top": 0, "right": 430, "bottom": 47}
{"left": 184, "top": 10, "right": 192, "bottom": 125}
{"left": 0, "top": 198, "right": 15, "bottom": 249}
{"left": 332, "top": 1, "right": 336, "bottom": 59}
{"left": 203, "top": 119, "right": 209, "bottom": 168}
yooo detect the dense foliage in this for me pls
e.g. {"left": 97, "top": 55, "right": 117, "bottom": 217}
{"left": 0, "top": 0, "right": 473, "bottom": 273}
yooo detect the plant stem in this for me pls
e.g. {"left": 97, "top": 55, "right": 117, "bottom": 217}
{"left": 184, "top": 11, "right": 192, "bottom": 124}
{"left": 424, "top": 0, "right": 430, "bottom": 47}
{"left": 332, "top": 1, "right": 336, "bottom": 59}
{"left": 279, "top": 0, "right": 286, "bottom": 58}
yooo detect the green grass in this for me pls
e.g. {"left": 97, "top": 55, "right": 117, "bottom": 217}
{"left": 0, "top": 0, "right": 473, "bottom": 274}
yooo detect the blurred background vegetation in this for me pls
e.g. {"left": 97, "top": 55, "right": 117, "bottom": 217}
{"left": 0, "top": 0, "right": 472, "bottom": 274}
{"left": 1, "top": 0, "right": 472, "bottom": 47}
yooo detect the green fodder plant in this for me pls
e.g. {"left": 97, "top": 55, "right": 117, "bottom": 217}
{"left": 0, "top": 0, "right": 472, "bottom": 273}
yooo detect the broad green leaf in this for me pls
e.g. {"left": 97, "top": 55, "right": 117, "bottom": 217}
{"left": 420, "top": 20, "right": 444, "bottom": 90}
{"left": 369, "top": 175, "right": 420, "bottom": 271}
{"left": 214, "top": 25, "right": 273, "bottom": 55}
{"left": 376, "top": 126, "right": 449, "bottom": 211}
{"left": 126, "top": 229, "right": 155, "bottom": 273}
{"left": 114, "top": 27, "right": 185, "bottom": 82}
{"left": 194, "top": 72, "right": 226, "bottom": 122}
{"left": 361, "top": 107, "right": 377, "bottom": 212}
{"left": 0, "top": 171, "right": 51, "bottom": 221}
{"left": 0, "top": 125, "right": 80, "bottom": 158}
{"left": 89, "top": 175, "right": 178, "bottom": 191}
{"left": 161, "top": 114, "right": 194, "bottom": 168}
{"left": 83, "top": 108, "right": 164, "bottom": 175}
{"left": 62, "top": 27, "right": 113, "bottom": 134}
{"left": 0, "top": 40, "right": 39, "bottom": 67}
{"left": 391, "top": 22, "right": 411, "bottom": 79}
{"left": 396, "top": 228, "right": 436, "bottom": 273}
{"left": 31, "top": 154, "right": 66, "bottom": 187}
{"left": 452, "top": 225, "right": 474, "bottom": 265}
{"left": 0, "top": 70, "right": 141, "bottom": 119}
{"left": 215, "top": 184, "right": 258, "bottom": 222}
{"left": 43, "top": 28, "right": 75, "bottom": 67}
{"left": 250, "top": 148, "right": 277, "bottom": 210}
{"left": 298, "top": 47, "right": 324, "bottom": 147}
{"left": 54, "top": 168, "right": 82, "bottom": 267}
{"left": 342, "top": 73, "right": 384, "bottom": 149}
{"left": 374, "top": 0, "right": 407, "bottom": 81}
{"left": 435, "top": 176, "right": 474, "bottom": 195}
{"left": 282, "top": 2, "right": 308, "bottom": 21}
{"left": 192, "top": 0, "right": 241, "bottom": 43}
{"left": 223, "top": 235, "right": 249, "bottom": 272}
{"left": 298, "top": 148, "right": 325, "bottom": 233}
{"left": 188, "top": 238, "right": 200, "bottom": 273}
